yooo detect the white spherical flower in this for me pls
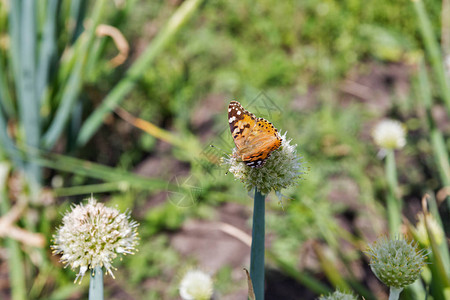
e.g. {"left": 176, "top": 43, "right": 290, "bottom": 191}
{"left": 223, "top": 132, "right": 305, "bottom": 196}
{"left": 372, "top": 119, "right": 406, "bottom": 150}
{"left": 52, "top": 196, "right": 139, "bottom": 283}
{"left": 179, "top": 270, "right": 213, "bottom": 300}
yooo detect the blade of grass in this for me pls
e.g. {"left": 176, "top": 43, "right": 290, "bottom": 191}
{"left": 417, "top": 60, "right": 450, "bottom": 186}
{"left": 115, "top": 107, "right": 182, "bottom": 147}
{"left": 15, "top": 0, "right": 42, "bottom": 187}
{"left": 53, "top": 182, "right": 133, "bottom": 197}
{"left": 413, "top": 0, "right": 450, "bottom": 113}
{"left": 0, "top": 110, "right": 24, "bottom": 168}
{"left": 77, "top": 0, "right": 204, "bottom": 146}
{"left": 4, "top": 231, "right": 27, "bottom": 300}
{"left": 8, "top": 0, "right": 21, "bottom": 90}
{"left": 421, "top": 194, "right": 450, "bottom": 300}
{"left": 0, "top": 59, "right": 15, "bottom": 117}
{"left": 22, "top": 148, "right": 182, "bottom": 192}
{"left": 312, "top": 242, "right": 352, "bottom": 293}
{"left": 36, "top": 0, "right": 60, "bottom": 104}
{"left": 0, "top": 163, "right": 26, "bottom": 300}
{"left": 30, "top": 153, "right": 170, "bottom": 191}
{"left": 69, "top": 0, "right": 88, "bottom": 44}
{"left": 424, "top": 194, "right": 450, "bottom": 276}
{"left": 425, "top": 225, "right": 450, "bottom": 300}
{"left": 42, "top": 0, "right": 107, "bottom": 149}
{"left": 266, "top": 251, "right": 331, "bottom": 295}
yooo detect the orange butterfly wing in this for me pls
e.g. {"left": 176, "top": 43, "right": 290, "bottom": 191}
{"left": 228, "top": 101, "right": 282, "bottom": 168}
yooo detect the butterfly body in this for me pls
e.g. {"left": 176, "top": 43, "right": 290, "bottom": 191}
{"left": 228, "top": 101, "right": 282, "bottom": 168}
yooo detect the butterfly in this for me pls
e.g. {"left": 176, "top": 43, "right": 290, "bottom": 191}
{"left": 228, "top": 101, "right": 282, "bottom": 168}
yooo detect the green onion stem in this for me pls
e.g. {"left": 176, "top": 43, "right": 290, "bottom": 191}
{"left": 89, "top": 266, "right": 103, "bottom": 300}
{"left": 250, "top": 188, "right": 265, "bottom": 300}
{"left": 385, "top": 150, "right": 401, "bottom": 236}
{"left": 389, "top": 287, "right": 403, "bottom": 300}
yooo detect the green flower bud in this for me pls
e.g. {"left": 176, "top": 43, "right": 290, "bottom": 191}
{"left": 366, "top": 237, "right": 427, "bottom": 289}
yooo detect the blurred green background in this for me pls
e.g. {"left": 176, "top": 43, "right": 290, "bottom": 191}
{"left": 0, "top": 0, "right": 449, "bottom": 299}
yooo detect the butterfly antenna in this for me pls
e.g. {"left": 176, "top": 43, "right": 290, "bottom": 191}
{"left": 210, "top": 145, "right": 231, "bottom": 175}
{"left": 210, "top": 144, "right": 230, "bottom": 157}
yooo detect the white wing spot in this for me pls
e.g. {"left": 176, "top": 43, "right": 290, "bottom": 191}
{"left": 229, "top": 116, "right": 236, "bottom": 123}
{"left": 228, "top": 108, "right": 231, "bottom": 112}
{"left": 237, "top": 110, "right": 241, "bottom": 115}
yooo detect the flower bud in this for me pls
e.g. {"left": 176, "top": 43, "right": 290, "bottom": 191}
{"left": 366, "top": 237, "right": 427, "bottom": 289}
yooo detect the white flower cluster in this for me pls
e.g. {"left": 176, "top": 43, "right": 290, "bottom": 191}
{"left": 223, "top": 132, "right": 304, "bottom": 195}
{"left": 372, "top": 119, "right": 406, "bottom": 150}
{"left": 52, "top": 196, "right": 139, "bottom": 283}
{"left": 179, "top": 270, "right": 213, "bottom": 300}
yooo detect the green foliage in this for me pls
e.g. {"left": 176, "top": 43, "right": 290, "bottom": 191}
{"left": 0, "top": 0, "right": 449, "bottom": 299}
{"left": 143, "top": 204, "right": 185, "bottom": 236}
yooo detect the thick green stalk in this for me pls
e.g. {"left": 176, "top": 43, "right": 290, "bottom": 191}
{"left": 385, "top": 150, "right": 401, "bottom": 236}
{"left": 389, "top": 287, "right": 403, "bottom": 300}
{"left": 77, "top": 0, "right": 204, "bottom": 146}
{"left": 413, "top": 0, "right": 450, "bottom": 113}
{"left": 89, "top": 266, "right": 103, "bottom": 300}
{"left": 18, "top": 0, "right": 41, "bottom": 188}
{"left": 250, "top": 188, "right": 265, "bottom": 300}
